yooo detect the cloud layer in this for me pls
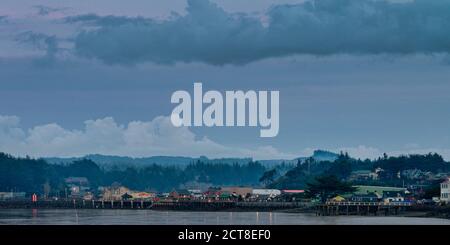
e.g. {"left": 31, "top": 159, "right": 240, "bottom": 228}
{"left": 2, "top": 115, "right": 449, "bottom": 160}
{"left": 0, "top": 115, "right": 295, "bottom": 160}
{"left": 69, "top": 0, "right": 450, "bottom": 65}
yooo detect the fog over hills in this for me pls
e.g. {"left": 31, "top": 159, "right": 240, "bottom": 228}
{"left": 45, "top": 150, "right": 339, "bottom": 168}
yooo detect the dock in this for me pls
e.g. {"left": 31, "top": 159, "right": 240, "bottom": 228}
{"left": 151, "top": 200, "right": 311, "bottom": 211}
{"left": 0, "top": 200, "right": 311, "bottom": 211}
{"left": 0, "top": 200, "right": 153, "bottom": 209}
{"left": 0, "top": 200, "right": 414, "bottom": 215}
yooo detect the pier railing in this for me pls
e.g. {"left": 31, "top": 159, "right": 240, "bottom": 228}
{"left": 0, "top": 200, "right": 153, "bottom": 209}
{"left": 325, "top": 201, "right": 413, "bottom": 207}
{"left": 0, "top": 199, "right": 313, "bottom": 211}
{"left": 317, "top": 201, "right": 413, "bottom": 216}
{"left": 152, "top": 200, "right": 312, "bottom": 211}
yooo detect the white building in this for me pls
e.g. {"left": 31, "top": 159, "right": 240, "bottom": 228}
{"left": 0, "top": 192, "right": 26, "bottom": 200}
{"left": 252, "top": 189, "right": 281, "bottom": 197}
{"left": 441, "top": 178, "right": 450, "bottom": 204}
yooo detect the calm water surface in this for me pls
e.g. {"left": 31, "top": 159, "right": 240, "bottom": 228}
{"left": 0, "top": 209, "right": 449, "bottom": 225}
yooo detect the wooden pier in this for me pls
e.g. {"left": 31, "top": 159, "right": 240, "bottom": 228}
{"left": 316, "top": 201, "right": 412, "bottom": 216}
{"left": 0, "top": 200, "right": 153, "bottom": 209}
{"left": 151, "top": 201, "right": 311, "bottom": 211}
{"left": 0, "top": 200, "right": 311, "bottom": 211}
{"left": 1, "top": 200, "right": 413, "bottom": 215}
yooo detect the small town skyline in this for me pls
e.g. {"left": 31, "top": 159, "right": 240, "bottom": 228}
{"left": 1, "top": 149, "right": 449, "bottom": 220}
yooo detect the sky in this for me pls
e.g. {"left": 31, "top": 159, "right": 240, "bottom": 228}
{"left": 1, "top": 0, "right": 450, "bottom": 160}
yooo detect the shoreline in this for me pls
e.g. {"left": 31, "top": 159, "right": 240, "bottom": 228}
{"left": 1, "top": 200, "right": 449, "bottom": 219}
{"left": 1, "top": 207, "right": 450, "bottom": 225}
{"left": 1, "top": 206, "right": 449, "bottom": 220}
{"left": 284, "top": 208, "right": 450, "bottom": 220}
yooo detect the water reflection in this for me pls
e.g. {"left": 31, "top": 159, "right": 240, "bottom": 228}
{"left": 0, "top": 209, "right": 449, "bottom": 225}
{"left": 31, "top": 208, "right": 38, "bottom": 219}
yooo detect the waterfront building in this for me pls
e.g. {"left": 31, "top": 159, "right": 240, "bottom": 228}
{"left": 202, "top": 187, "right": 223, "bottom": 201}
{"left": 169, "top": 189, "right": 192, "bottom": 200}
{"left": 441, "top": 178, "right": 450, "bottom": 204}
{"left": 383, "top": 191, "right": 405, "bottom": 203}
{"left": 218, "top": 191, "right": 236, "bottom": 201}
{"left": 350, "top": 193, "right": 379, "bottom": 202}
{"left": 252, "top": 189, "right": 281, "bottom": 196}
{"left": 353, "top": 185, "right": 406, "bottom": 196}
{"left": 281, "top": 190, "right": 304, "bottom": 194}
{"left": 121, "top": 193, "right": 133, "bottom": 200}
{"left": 65, "top": 177, "right": 90, "bottom": 199}
{"left": 187, "top": 189, "right": 203, "bottom": 199}
{"left": 221, "top": 187, "right": 253, "bottom": 199}
{"left": 130, "top": 192, "right": 155, "bottom": 201}
{"left": 101, "top": 184, "right": 131, "bottom": 201}
{"left": 251, "top": 189, "right": 281, "bottom": 201}
{"left": 331, "top": 195, "right": 346, "bottom": 202}
{"left": 278, "top": 190, "right": 306, "bottom": 202}
{"left": 0, "top": 192, "right": 26, "bottom": 201}
{"left": 83, "top": 192, "right": 94, "bottom": 201}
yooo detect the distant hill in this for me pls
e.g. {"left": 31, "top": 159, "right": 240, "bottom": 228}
{"left": 45, "top": 150, "right": 339, "bottom": 169}
{"left": 258, "top": 150, "right": 339, "bottom": 167}
{"left": 45, "top": 154, "right": 253, "bottom": 168}
{"left": 281, "top": 150, "right": 339, "bottom": 164}
{"left": 309, "top": 150, "right": 339, "bottom": 162}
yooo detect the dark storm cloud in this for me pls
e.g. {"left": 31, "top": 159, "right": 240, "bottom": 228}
{"left": 15, "top": 31, "right": 59, "bottom": 65}
{"left": 70, "top": 0, "right": 450, "bottom": 65}
{"left": 66, "top": 14, "right": 151, "bottom": 27}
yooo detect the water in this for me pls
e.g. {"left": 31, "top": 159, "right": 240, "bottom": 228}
{"left": 0, "top": 209, "right": 449, "bottom": 225}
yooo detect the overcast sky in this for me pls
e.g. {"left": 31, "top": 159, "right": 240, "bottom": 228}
{"left": 1, "top": 0, "right": 450, "bottom": 160}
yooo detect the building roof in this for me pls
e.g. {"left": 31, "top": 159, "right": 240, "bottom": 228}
{"left": 383, "top": 190, "right": 405, "bottom": 198}
{"left": 352, "top": 193, "right": 379, "bottom": 198}
{"left": 221, "top": 187, "right": 253, "bottom": 196}
{"left": 131, "top": 192, "right": 154, "bottom": 199}
{"left": 174, "top": 189, "right": 191, "bottom": 196}
{"left": 353, "top": 185, "right": 406, "bottom": 195}
{"left": 252, "top": 189, "right": 281, "bottom": 195}
{"left": 121, "top": 193, "right": 133, "bottom": 199}
{"left": 64, "top": 177, "right": 89, "bottom": 185}
{"left": 219, "top": 192, "right": 233, "bottom": 198}
{"left": 282, "top": 190, "right": 305, "bottom": 194}
{"left": 331, "top": 196, "right": 346, "bottom": 202}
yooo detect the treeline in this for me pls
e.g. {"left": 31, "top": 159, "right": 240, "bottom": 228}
{"left": 269, "top": 152, "right": 450, "bottom": 189}
{"left": 2, "top": 151, "right": 449, "bottom": 195}
{"left": 0, "top": 153, "right": 266, "bottom": 194}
